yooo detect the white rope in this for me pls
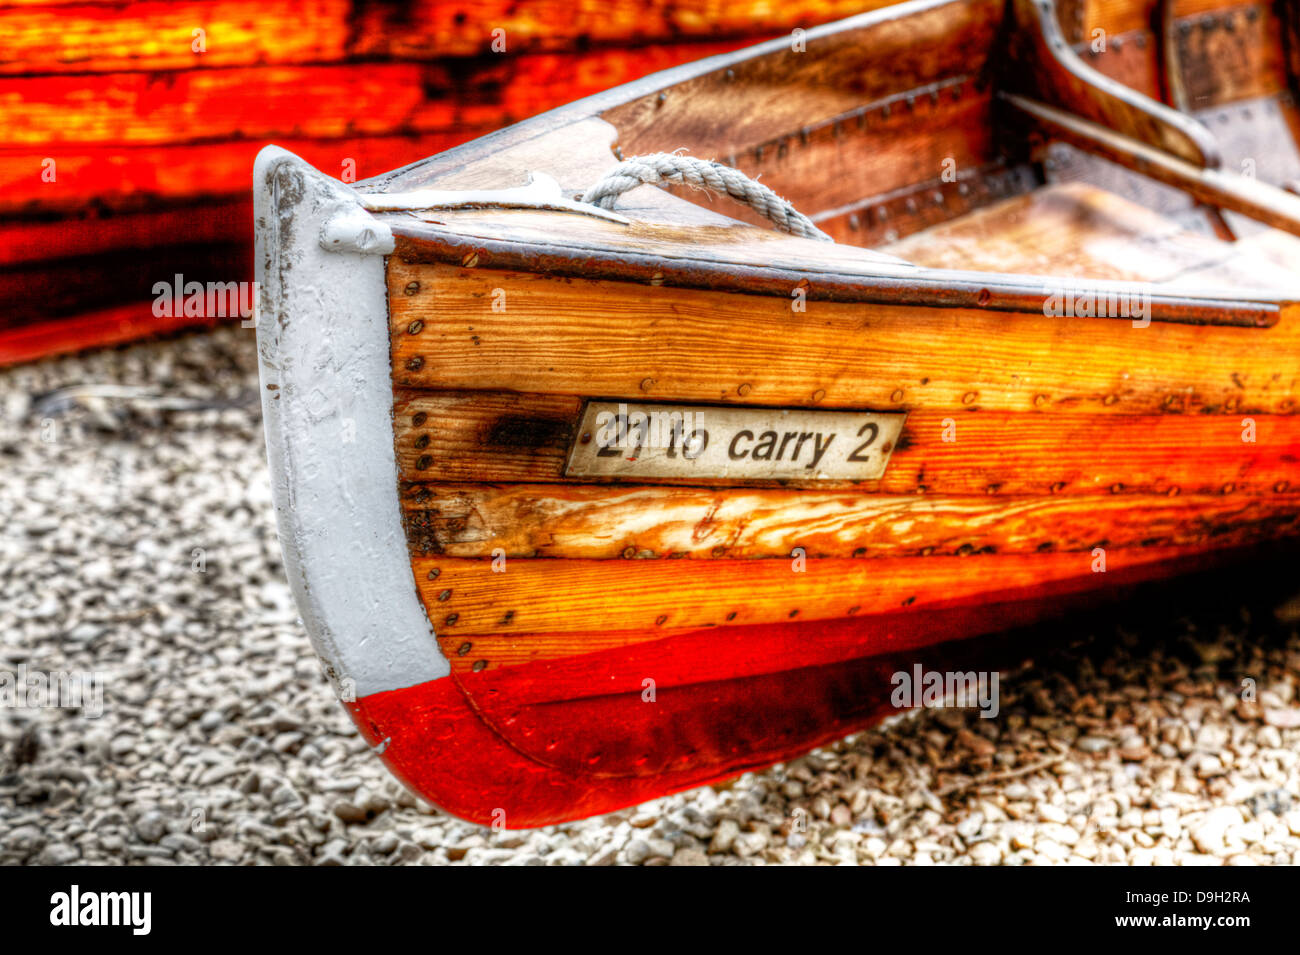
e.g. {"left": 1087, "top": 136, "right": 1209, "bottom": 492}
{"left": 581, "top": 152, "right": 833, "bottom": 241}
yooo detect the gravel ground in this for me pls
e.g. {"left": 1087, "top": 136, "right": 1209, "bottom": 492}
{"left": 2, "top": 325, "right": 1299, "bottom": 866}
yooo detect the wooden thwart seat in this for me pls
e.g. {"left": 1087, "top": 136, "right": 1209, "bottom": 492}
{"left": 881, "top": 182, "right": 1300, "bottom": 290}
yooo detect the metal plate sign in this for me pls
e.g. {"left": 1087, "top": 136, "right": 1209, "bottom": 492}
{"left": 565, "top": 401, "right": 906, "bottom": 481}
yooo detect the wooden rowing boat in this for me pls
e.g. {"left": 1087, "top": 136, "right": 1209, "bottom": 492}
{"left": 255, "top": 0, "right": 1300, "bottom": 827}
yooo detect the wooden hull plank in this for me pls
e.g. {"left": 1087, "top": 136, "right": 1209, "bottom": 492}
{"left": 403, "top": 482, "right": 1300, "bottom": 560}
{"left": 389, "top": 263, "right": 1300, "bottom": 415}
{"left": 393, "top": 389, "right": 1300, "bottom": 495}
{"left": 412, "top": 543, "right": 1239, "bottom": 638}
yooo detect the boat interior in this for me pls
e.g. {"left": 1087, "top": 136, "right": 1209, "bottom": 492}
{"left": 359, "top": 0, "right": 1300, "bottom": 321}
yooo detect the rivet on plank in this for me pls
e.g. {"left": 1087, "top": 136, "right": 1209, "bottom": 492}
{"left": 655, "top": 615, "right": 668, "bottom": 626}
{"left": 437, "top": 589, "right": 451, "bottom": 601}
{"left": 890, "top": 388, "right": 905, "bottom": 403}
{"left": 811, "top": 389, "right": 826, "bottom": 403}
{"left": 406, "top": 320, "right": 424, "bottom": 335}
{"left": 415, "top": 454, "right": 432, "bottom": 470}
{"left": 737, "top": 383, "right": 752, "bottom": 396}
{"left": 426, "top": 568, "right": 440, "bottom": 580}
{"left": 457, "top": 642, "right": 472, "bottom": 656}
{"left": 471, "top": 659, "right": 487, "bottom": 672}
{"left": 461, "top": 251, "right": 479, "bottom": 268}
{"left": 404, "top": 281, "right": 420, "bottom": 295}
{"left": 1222, "top": 483, "right": 1236, "bottom": 494}
{"left": 406, "top": 355, "right": 424, "bottom": 372}
{"left": 640, "top": 377, "right": 655, "bottom": 391}
{"left": 962, "top": 391, "right": 979, "bottom": 405}
{"left": 1275, "top": 482, "right": 1290, "bottom": 493}
{"left": 412, "top": 412, "right": 427, "bottom": 426}
{"left": 414, "top": 434, "right": 429, "bottom": 449}
{"left": 445, "top": 613, "right": 459, "bottom": 626}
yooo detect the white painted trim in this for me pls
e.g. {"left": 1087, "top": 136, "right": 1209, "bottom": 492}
{"left": 254, "top": 145, "right": 449, "bottom": 698}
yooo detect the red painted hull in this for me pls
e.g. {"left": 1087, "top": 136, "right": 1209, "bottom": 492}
{"left": 347, "top": 546, "right": 1260, "bottom": 827}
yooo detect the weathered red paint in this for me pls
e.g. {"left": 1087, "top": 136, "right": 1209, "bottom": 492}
{"left": 347, "top": 544, "right": 1257, "bottom": 827}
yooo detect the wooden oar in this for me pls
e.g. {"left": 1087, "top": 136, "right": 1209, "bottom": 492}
{"left": 1004, "top": 93, "right": 1300, "bottom": 239}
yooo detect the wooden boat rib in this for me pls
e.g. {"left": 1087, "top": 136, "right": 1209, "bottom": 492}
{"left": 255, "top": 0, "right": 1300, "bottom": 826}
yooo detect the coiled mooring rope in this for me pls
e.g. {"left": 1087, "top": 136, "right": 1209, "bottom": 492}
{"left": 581, "top": 152, "right": 833, "bottom": 242}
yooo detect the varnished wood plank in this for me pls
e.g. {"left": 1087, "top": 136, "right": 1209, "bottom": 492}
{"left": 0, "top": 0, "right": 349, "bottom": 74}
{"left": 388, "top": 263, "right": 1300, "bottom": 415}
{"left": 692, "top": 83, "right": 999, "bottom": 224}
{"left": 392, "top": 390, "right": 1300, "bottom": 494}
{"left": 0, "top": 132, "right": 472, "bottom": 212}
{"left": 0, "top": 46, "right": 734, "bottom": 147}
{"left": 402, "top": 483, "right": 1300, "bottom": 559}
{"left": 0, "top": 1, "right": 901, "bottom": 74}
{"left": 881, "top": 182, "right": 1300, "bottom": 286}
{"left": 433, "top": 594, "right": 1090, "bottom": 676}
{"left": 602, "top": 0, "right": 1002, "bottom": 161}
{"left": 413, "top": 544, "right": 1217, "bottom": 637}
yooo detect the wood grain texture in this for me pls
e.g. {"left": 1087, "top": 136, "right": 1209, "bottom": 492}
{"left": 388, "top": 262, "right": 1300, "bottom": 416}
{"left": 412, "top": 544, "right": 1217, "bottom": 637}
{"left": 3, "top": 51, "right": 723, "bottom": 147}
{"left": 881, "top": 181, "right": 1300, "bottom": 284}
{"left": 402, "top": 483, "right": 1300, "bottom": 559}
{"left": 0, "top": 0, "right": 902, "bottom": 74}
{"left": 602, "top": 0, "right": 1001, "bottom": 161}
{"left": 0, "top": 133, "right": 472, "bottom": 213}
{"left": 392, "top": 389, "right": 1300, "bottom": 494}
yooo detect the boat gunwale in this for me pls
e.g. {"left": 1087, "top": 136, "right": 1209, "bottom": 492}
{"left": 384, "top": 227, "right": 1289, "bottom": 328}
